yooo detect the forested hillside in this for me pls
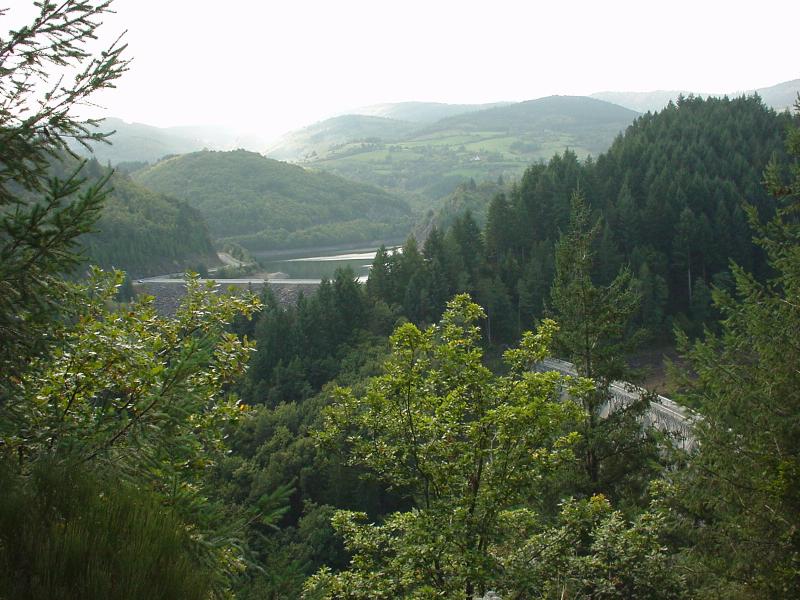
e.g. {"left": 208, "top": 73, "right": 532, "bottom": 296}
{"left": 31, "top": 156, "right": 217, "bottom": 277}
{"left": 79, "top": 162, "right": 217, "bottom": 276}
{"left": 414, "top": 95, "right": 794, "bottom": 338}
{"left": 4, "top": 2, "right": 800, "bottom": 600}
{"left": 222, "top": 95, "right": 800, "bottom": 599}
{"left": 267, "top": 96, "right": 638, "bottom": 201}
{"left": 132, "top": 149, "right": 413, "bottom": 250}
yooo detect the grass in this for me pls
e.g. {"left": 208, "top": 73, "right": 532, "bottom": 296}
{"left": 305, "top": 126, "right": 603, "bottom": 204}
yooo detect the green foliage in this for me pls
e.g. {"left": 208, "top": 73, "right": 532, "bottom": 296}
{"left": 244, "top": 269, "right": 386, "bottom": 405}
{"left": 272, "top": 97, "right": 638, "bottom": 202}
{"left": 0, "top": 460, "right": 215, "bottom": 600}
{"left": 0, "top": 269, "right": 261, "bottom": 595}
{"left": 550, "top": 190, "right": 643, "bottom": 382}
{"left": 214, "top": 392, "right": 401, "bottom": 599}
{"left": 0, "top": 0, "right": 128, "bottom": 378}
{"left": 549, "top": 190, "right": 660, "bottom": 505}
{"left": 675, "top": 99, "right": 800, "bottom": 598}
{"left": 0, "top": 4, "right": 267, "bottom": 595}
{"left": 0, "top": 1, "right": 127, "bottom": 205}
{"left": 80, "top": 163, "right": 217, "bottom": 276}
{"left": 503, "top": 491, "right": 687, "bottom": 599}
{"left": 132, "top": 149, "right": 412, "bottom": 250}
{"left": 308, "top": 295, "right": 583, "bottom": 598}
{"left": 416, "top": 95, "right": 793, "bottom": 340}
{"left": 3, "top": 270, "right": 258, "bottom": 470}
{"left": 418, "top": 178, "right": 505, "bottom": 236}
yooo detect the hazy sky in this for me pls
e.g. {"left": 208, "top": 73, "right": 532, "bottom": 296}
{"left": 15, "top": 0, "right": 799, "bottom": 140}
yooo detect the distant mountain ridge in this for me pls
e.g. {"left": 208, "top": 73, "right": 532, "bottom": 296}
{"left": 266, "top": 115, "right": 418, "bottom": 161}
{"left": 591, "top": 78, "right": 799, "bottom": 113}
{"left": 266, "top": 95, "right": 639, "bottom": 201}
{"left": 420, "top": 95, "right": 637, "bottom": 134}
{"left": 349, "top": 101, "right": 511, "bottom": 123}
{"left": 71, "top": 118, "right": 269, "bottom": 165}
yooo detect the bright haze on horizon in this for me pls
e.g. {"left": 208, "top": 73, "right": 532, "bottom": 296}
{"left": 11, "top": 0, "right": 798, "bottom": 141}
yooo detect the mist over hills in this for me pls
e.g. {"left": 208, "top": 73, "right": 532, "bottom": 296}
{"left": 348, "top": 101, "right": 511, "bottom": 123}
{"left": 131, "top": 150, "right": 413, "bottom": 251}
{"left": 70, "top": 118, "right": 269, "bottom": 165}
{"left": 67, "top": 79, "right": 800, "bottom": 258}
{"left": 267, "top": 95, "right": 639, "bottom": 201}
{"left": 591, "top": 78, "right": 799, "bottom": 113}
{"left": 265, "top": 115, "right": 418, "bottom": 162}
{"left": 419, "top": 95, "right": 637, "bottom": 137}
{"left": 76, "top": 77, "right": 797, "bottom": 189}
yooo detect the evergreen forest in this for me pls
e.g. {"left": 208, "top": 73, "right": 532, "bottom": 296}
{"left": 1, "top": 2, "right": 800, "bottom": 600}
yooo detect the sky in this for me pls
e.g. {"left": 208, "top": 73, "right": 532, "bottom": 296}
{"left": 10, "top": 0, "right": 799, "bottom": 141}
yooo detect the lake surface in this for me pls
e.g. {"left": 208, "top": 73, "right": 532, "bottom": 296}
{"left": 256, "top": 245, "right": 401, "bottom": 281}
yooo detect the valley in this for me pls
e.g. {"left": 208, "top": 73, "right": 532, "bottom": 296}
{"left": 3, "top": 2, "right": 800, "bottom": 598}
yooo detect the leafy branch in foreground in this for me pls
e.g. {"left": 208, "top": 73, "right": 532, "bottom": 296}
{"left": 0, "top": 271, "right": 261, "bottom": 597}
{"left": 3, "top": 270, "right": 259, "bottom": 475}
{"left": 503, "top": 486, "right": 687, "bottom": 600}
{"left": 307, "top": 295, "right": 584, "bottom": 600}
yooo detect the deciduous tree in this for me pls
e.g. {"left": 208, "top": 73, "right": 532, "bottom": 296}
{"left": 307, "top": 295, "right": 583, "bottom": 599}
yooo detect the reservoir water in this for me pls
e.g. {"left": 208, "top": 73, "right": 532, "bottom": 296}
{"left": 256, "top": 245, "right": 401, "bottom": 282}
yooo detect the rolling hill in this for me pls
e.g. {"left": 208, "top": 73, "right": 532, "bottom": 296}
{"left": 132, "top": 150, "right": 413, "bottom": 251}
{"left": 51, "top": 158, "right": 219, "bottom": 277}
{"left": 752, "top": 78, "right": 800, "bottom": 111}
{"left": 70, "top": 118, "right": 268, "bottom": 165}
{"left": 349, "top": 101, "right": 510, "bottom": 123}
{"left": 265, "top": 115, "right": 418, "bottom": 162}
{"left": 268, "top": 96, "right": 639, "bottom": 201}
{"left": 591, "top": 78, "right": 799, "bottom": 113}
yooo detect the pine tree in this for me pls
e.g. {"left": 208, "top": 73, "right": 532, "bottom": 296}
{"left": 448, "top": 210, "right": 485, "bottom": 289}
{"left": 677, "top": 100, "right": 800, "bottom": 597}
{"left": 423, "top": 226, "right": 453, "bottom": 317}
{"left": 0, "top": 1, "right": 129, "bottom": 380}
{"left": 549, "top": 190, "right": 657, "bottom": 502}
{"left": 484, "top": 192, "right": 512, "bottom": 264}
{"left": 366, "top": 244, "right": 392, "bottom": 303}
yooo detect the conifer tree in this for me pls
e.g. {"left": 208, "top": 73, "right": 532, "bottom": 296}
{"left": 677, "top": 99, "right": 800, "bottom": 597}
{"left": 549, "top": 190, "right": 657, "bottom": 502}
{"left": 484, "top": 192, "right": 512, "bottom": 264}
{"left": 0, "top": 1, "right": 128, "bottom": 379}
